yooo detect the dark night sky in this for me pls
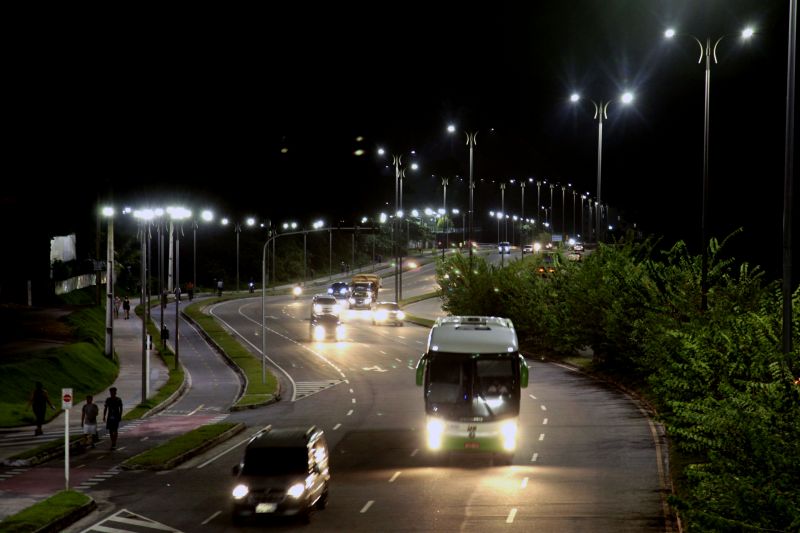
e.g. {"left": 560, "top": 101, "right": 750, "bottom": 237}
{"left": 5, "top": 1, "right": 797, "bottom": 282}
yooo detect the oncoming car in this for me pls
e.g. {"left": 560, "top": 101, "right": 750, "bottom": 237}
{"left": 327, "top": 282, "right": 349, "bottom": 299}
{"left": 498, "top": 241, "right": 511, "bottom": 254}
{"left": 372, "top": 302, "right": 405, "bottom": 326}
{"left": 311, "top": 294, "right": 340, "bottom": 319}
{"left": 522, "top": 244, "right": 533, "bottom": 253}
{"left": 231, "top": 426, "right": 330, "bottom": 524}
{"left": 310, "top": 314, "right": 346, "bottom": 342}
{"left": 348, "top": 289, "right": 373, "bottom": 310}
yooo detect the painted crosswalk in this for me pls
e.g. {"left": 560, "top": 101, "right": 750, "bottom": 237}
{"left": 75, "top": 466, "right": 122, "bottom": 491}
{"left": 294, "top": 380, "right": 342, "bottom": 399}
{"left": 79, "top": 508, "right": 183, "bottom": 532}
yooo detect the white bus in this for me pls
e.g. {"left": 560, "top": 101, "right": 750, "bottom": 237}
{"left": 415, "top": 316, "right": 529, "bottom": 464}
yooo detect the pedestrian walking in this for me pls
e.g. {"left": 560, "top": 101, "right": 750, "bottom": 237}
{"left": 114, "top": 296, "right": 121, "bottom": 318}
{"left": 27, "top": 381, "right": 55, "bottom": 436}
{"left": 122, "top": 296, "right": 131, "bottom": 319}
{"left": 102, "top": 387, "right": 123, "bottom": 450}
{"left": 187, "top": 281, "right": 194, "bottom": 301}
{"left": 81, "top": 395, "right": 99, "bottom": 448}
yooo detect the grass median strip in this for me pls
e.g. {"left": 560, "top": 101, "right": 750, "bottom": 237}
{"left": 123, "top": 422, "right": 239, "bottom": 470}
{"left": 0, "top": 490, "right": 93, "bottom": 532}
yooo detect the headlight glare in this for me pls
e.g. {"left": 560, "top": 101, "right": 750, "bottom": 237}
{"left": 313, "top": 325, "right": 326, "bottom": 341}
{"left": 287, "top": 482, "right": 305, "bottom": 499}
{"left": 232, "top": 484, "right": 249, "bottom": 499}
{"left": 500, "top": 420, "right": 517, "bottom": 451}
{"left": 427, "top": 418, "right": 445, "bottom": 450}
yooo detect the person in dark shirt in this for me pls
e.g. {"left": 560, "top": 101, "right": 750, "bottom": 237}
{"left": 102, "top": 387, "right": 123, "bottom": 450}
{"left": 28, "top": 381, "right": 55, "bottom": 436}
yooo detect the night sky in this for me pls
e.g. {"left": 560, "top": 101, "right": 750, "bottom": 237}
{"left": 5, "top": 1, "right": 797, "bottom": 283}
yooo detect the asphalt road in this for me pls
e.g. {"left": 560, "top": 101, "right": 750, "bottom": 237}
{"left": 62, "top": 270, "right": 669, "bottom": 532}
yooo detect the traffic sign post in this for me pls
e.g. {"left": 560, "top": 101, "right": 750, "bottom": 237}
{"left": 62, "top": 388, "right": 72, "bottom": 490}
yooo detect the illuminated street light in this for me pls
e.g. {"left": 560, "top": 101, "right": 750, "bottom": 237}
{"left": 101, "top": 207, "right": 114, "bottom": 360}
{"left": 570, "top": 92, "right": 634, "bottom": 242}
{"left": 664, "top": 24, "right": 754, "bottom": 310}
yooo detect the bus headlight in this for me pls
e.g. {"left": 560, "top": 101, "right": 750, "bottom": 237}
{"left": 500, "top": 420, "right": 517, "bottom": 451}
{"left": 287, "top": 482, "right": 305, "bottom": 499}
{"left": 427, "top": 418, "right": 445, "bottom": 450}
{"left": 313, "top": 325, "right": 326, "bottom": 341}
{"left": 335, "top": 325, "right": 346, "bottom": 340}
{"left": 232, "top": 484, "right": 249, "bottom": 499}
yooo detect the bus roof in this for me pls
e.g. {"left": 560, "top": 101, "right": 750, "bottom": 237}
{"left": 427, "top": 316, "right": 518, "bottom": 354}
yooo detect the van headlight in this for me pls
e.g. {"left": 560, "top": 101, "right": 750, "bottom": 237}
{"left": 313, "top": 304, "right": 323, "bottom": 314}
{"left": 396, "top": 311, "right": 405, "bottom": 320}
{"left": 313, "top": 325, "right": 326, "bottom": 341}
{"left": 427, "top": 418, "right": 445, "bottom": 450}
{"left": 364, "top": 297, "right": 372, "bottom": 304}
{"left": 287, "top": 482, "right": 305, "bottom": 499}
{"left": 500, "top": 420, "right": 517, "bottom": 451}
{"left": 232, "top": 484, "right": 249, "bottom": 499}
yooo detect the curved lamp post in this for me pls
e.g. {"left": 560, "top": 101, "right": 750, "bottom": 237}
{"left": 664, "top": 25, "right": 754, "bottom": 310}
{"left": 570, "top": 91, "right": 634, "bottom": 243}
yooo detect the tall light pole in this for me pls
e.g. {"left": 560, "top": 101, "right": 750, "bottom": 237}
{"left": 102, "top": 207, "right": 114, "bottom": 359}
{"left": 572, "top": 189, "right": 577, "bottom": 238}
{"left": 665, "top": 26, "right": 754, "bottom": 311}
{"left": 134, "top": 208, "right": 158, "bottom": 400}
{"left": 781, "top": 0, "right": 795, "bottom": 354}
{"left": 520, "top": 181, "right": 526, "bottom": 257}
{"left": 536, "top": 180, "right": 542, "bottom": 235}
{"left": 549, "top": 183, "right": 555, "bottom": 234}
{"left": 560, "top": 184, "right": 566, "bottom": 241}
{"left": 441, "top": 176, "right": 449, "bottom": 252}
{"left": 500, "top": 182, "right": 507, "bottom": 242}
{"left": 580, "top": 194, "right": 586, "bottom": 238}
{"left": 167, "top": 207, "right": 190, "bottom": 372}
{"left": 570, "top": 91, "right": 634, "bottom": 243}
{"left": 448, "top": 126, "right": 478, "bottom": 263}
{"left": 193, "top": 210, "right": 213, "bottom": 295}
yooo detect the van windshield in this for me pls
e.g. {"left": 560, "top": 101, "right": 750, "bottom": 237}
{"left": 242, "top": 448, "right": 309, "bottom": 476}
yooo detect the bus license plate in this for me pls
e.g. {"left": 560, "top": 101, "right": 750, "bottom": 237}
{"left": 256, "top": 503, "right": 277, "bottom": 513}
{"left": 464, "top": 442, "right": 480, "bottom": 449}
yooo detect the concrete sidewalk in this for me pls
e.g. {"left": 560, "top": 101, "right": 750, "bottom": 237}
{"left": 0, "top": 302, "right": 169, "bottom": 464}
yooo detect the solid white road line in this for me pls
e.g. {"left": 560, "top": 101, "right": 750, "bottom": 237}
{"left": 389, "top": 471, "right": 401, "bottom": 483}
{"left": 197, "top": 425, "right": 271, "bottom": 469}
{"left": 187, "top": 404, "right": 204, "bottom": 416}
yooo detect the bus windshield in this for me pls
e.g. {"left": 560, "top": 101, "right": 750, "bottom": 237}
{"left": 425, "top": 352, "right": 520, "bottom": 420}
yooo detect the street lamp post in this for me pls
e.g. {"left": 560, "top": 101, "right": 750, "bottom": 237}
{"left": 500, "top": 182, "right": 506, "bottom": 241}
{"left": 441, "top": 177, "right": 449, "bottom": 252}
{"left": 572, "top": 189, "right": 577, "bottom": 237}
{"left": 520, "top": 181, "right": 526, "bottom": 258}
{"left": 102, "top": 207, "right": 114, "bottom": 359}
{"left": 664, "top": 26, "right": 754, "bottom": 311}
{"left": 536, "top": 181, "right": 542, "bottom": 235}
{"left": 570, "top": 91, "right": 634, "bottom": 243}
{"left": 192, "top": 210, "right": 213, "bottom": 297}
{"left": 561, "top": 185, "right": 566, "bottom": 241}
{"left": 167, "top": 207, "right": 190, "bottom": 372}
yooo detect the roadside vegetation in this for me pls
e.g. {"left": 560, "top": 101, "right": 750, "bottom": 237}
{"left": 0, "top": 288, "right": 117, "bottom": 428}
{"left": 437, "top": 233, "right": 800, "bottom": 532}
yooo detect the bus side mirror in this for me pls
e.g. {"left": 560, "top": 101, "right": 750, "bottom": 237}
{"left": 415, "top": 356, "right": 427, "bottom": 386}
{"left": 520, "top": 356, "right": 529, "bottom": 388}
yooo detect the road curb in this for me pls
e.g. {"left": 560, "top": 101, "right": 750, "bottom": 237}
{"left": 121, "top": 422, "right": 247, "bottom": 471}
